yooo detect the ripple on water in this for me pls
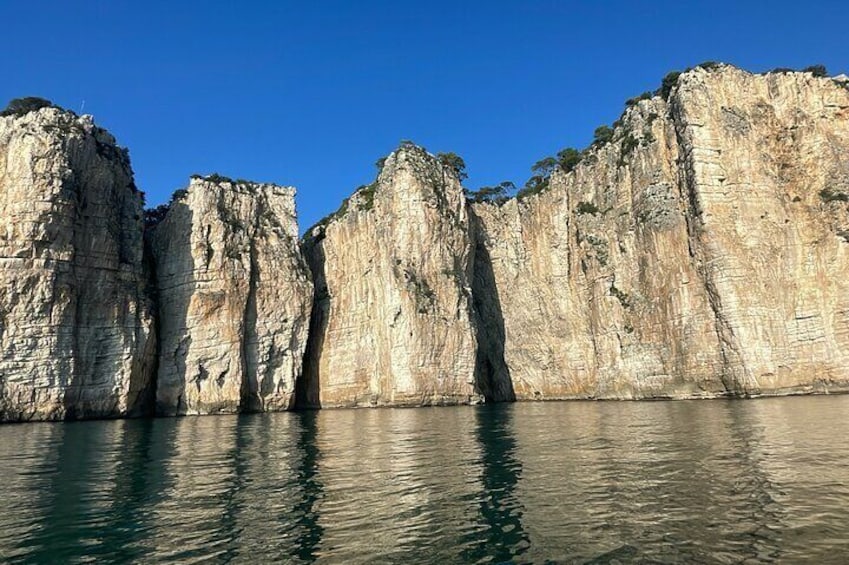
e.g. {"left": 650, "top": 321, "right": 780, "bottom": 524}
{"left": 1, "top": 396, "right": 849, "bottom": 563}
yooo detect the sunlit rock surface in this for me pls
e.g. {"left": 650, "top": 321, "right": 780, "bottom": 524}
{"left": 2, "top": 65, "right": 848, "bottom": 421}
{"left": 150, "top": 177, "right": 312, "bottom": 415}
{"left": 0, "top": 108, "right": 155, "bottom": 421}
{"left": 472, "top": 66, "right": 849, "bottom": 399}
{"left": 301, "top": 146, "right": 502, "bottom": 407}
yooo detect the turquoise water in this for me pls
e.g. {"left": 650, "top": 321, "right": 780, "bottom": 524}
{"left": 1, "top": 396, "right": 849, "bottom": 563}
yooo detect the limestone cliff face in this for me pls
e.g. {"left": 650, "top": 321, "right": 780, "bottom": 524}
{"left": 150, "top": 178, "right": 312, "bottom": 415}
{"left": 473, "top": 66, "right": 849, "bottom": 399}
{"left": 1, "top": 65, "right": 847, "bottom": 422}
{"left": 301, "top": 146, "right": 489, "bottom": 407}
{"left": 0, "top": 108, "right": 155, "bottom": 421}
{"left": 672, "top": 67, "right": 849, "bottom": 394}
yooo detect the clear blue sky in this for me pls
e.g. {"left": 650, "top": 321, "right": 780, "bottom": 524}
{"left": 4, "top": 0, "right": 847, "bottom": 230}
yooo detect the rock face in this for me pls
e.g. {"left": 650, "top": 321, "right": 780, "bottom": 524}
{"left": 2, "top": 65, "right": 848, "bottom": 422}
{"left": 0, "top": 108, "right": 155, "bottom": 421}
{"left": 301, "top": 146, "right": 495, "bottom": 407}
{"left": 150, "top": 177, "right": 312, "bottom": 415}
{"left": 473, "top": 66, "right": 849, "bottom": 399}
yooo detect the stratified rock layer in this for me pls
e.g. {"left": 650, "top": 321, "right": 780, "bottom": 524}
{"left": 150, "top": 178, "right": 312, "bottom": 415}
{"left": 0, "top": 108, "right": 155, "bottom": 421}
{"left": 301, "top": 146, "right": 494, "bottom": 407}
{"left": 673, "top": 67, "right": 849, "bottom": 394}
{"left": 473, "top": 66, "right": 849, "bottom": 399}
{"left": 2, "top": 65, "right": 847, "bottom": 422}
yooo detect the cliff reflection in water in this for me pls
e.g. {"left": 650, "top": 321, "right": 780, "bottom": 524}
{"left": 2, "top": 396, "right": 849, "bottom": 563}
{"left": 462, "top": 404, "right": 529, "bottom": 562}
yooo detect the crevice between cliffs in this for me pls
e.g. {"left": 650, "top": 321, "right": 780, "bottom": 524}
{"left": 468, "top": 207, "right": 515, "bottom": 403}
{"left": 295, "top": 234, "right": 327, "bottom": 410}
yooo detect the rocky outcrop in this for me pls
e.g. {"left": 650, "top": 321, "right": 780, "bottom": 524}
{"left": 672, "top": 67, "right": 849, "bottom": 394}
{"left": 472, "top": 65, "right": 849, "bottom": 399}
{"left": 150, "top": 177, "right": 312, "bottom": 415}
{"left": 301, "top": 145, "right": 498, "bottom": 407}
{"left": 0, "top": 108, "right": 155, "bottom": 421}
{"left": 2, "top": 65, "right": 847, "bottom": 422}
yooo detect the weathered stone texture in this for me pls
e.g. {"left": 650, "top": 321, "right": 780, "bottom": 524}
{"left": 672, "top": 67, "right": 849, "bottom": 394}
{"left": 2, "top": 66, "right": 847, "bottom": 421}
{"left": 150, "top": 178, "right": 312, "bottom": 415}
{"left": 302, "top": 146, "right": 487, "bottom": 407}
{"left": 473, "top": 66, "right": 849, "bottom": 399}
{"left": 0, "top": 108, "right": 154, "bottom": 421}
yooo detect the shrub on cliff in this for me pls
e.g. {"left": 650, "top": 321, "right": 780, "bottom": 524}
{"left": 592, "top": 125, "right": 614, "bottom": 146}
{"left": 625, "top": 91, "right": 653, "bottom": 107}
{"left": 1, "top": 97, "right": 58, "bottom": 117}
{"left": 655, "top": 63, "right": 724, "bottom": 100}
{"left": 465, "top": 181, "right": 515, "bottom": 204}
{"left": 657, "top": 71, "right": 682, "bottom": 100}
{"left": 766, "top": 65, "right": 828, "bottom": 77}
{"left": 143, "top": 188, "right": 191, "bottom": 228}
{"left": 696, "top": 61, "right": 722, "bottom": 71}
{"left": 436, "top": 152, "right": 468, "bottom": 181}
{"left": 356, "top": 182, "right": 378, "bottom": 211}
{"left": 576, "top": 201, "right": 600, "bottom": 215}
{"left": 557, "top": 148, "right": 582, "bottom": 173}
{"left": 144, "top": 205, "right": 170, "bottom": 228}
{"left": 802, "top": 65, "right": 828, "bottom": 77}
{"left": 201, "top": 173, "right": 235, "bottom": 184}
{"left": 820, "top": 188, "right": 849, "bottom": 203}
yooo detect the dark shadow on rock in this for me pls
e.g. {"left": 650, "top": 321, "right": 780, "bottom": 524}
{"left": 240, "top": 237, "right": 262, "bottom": 413}
{"left": 126, "top": 233, "right": 161, "bottom": 418}
{"left": 468, "top": 208, "right": 515, "bottom": 403}
{"left": 149, "top": 200, "right": 195, "bottom": 416}
{"left": 63, "top": 164, "right": 154, "bottom": 420}
{"left": 296, "top": 235, "right": 326, "bottom": 409}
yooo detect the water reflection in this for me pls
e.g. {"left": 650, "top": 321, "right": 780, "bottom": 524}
{"left": 4, "top": 421, "right": 130, "bottom": 562}
{"left": 462, "top": 404, "right": 529, "bottom": 563}
{"left": 313, "top": 407, "right": 483, "bottom": 563}
{"left": 100, "top": 419, "right": 177, "bottom": 562}
{"left": 1, "top": 397, "right": 849, "bottom": 563}
{"left": 292, "top": 411, "right": 323, "bottom": 562}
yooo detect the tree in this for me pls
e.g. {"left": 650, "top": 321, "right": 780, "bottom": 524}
{"left": 436, "top": 151, "right": 467, "bottom": 181}
{"left": 1, "top": 97, "right": 57, "bottom": 117}
{"left": 144, "top": 205, "right": 170, "bottom": 228}
{"left": 802, "top": 64, "right": 828, "bottom": 77}
{"left": 531, "top": 156, "right": 558, "bottom": 178}
{"left": 556, "top": 148, "right": 582, "bottom": 173}
{"left": 657, "top": 70, "right": 681, "bottom": 99}
{"left": 465, "top": 181, "right": 515, "bottom": 203}
{"left": 593, "top": 125, "right": 614, "bottom": 146}
{"left": 517, "top": 175, "right": 549, "bottom": 199}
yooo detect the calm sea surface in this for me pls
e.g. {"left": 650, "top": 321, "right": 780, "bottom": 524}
{"left": 1, "top": 396, "right": 849, "bottom": 563}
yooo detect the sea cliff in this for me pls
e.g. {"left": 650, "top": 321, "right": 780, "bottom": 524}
{"left": 1, "top": 65, "right": 848, "bottom": 421}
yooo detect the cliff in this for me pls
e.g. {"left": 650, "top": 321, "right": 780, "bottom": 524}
{"left": 472, "top": 65, "right": 849, "bottom": 399}
{"left": 0, "top": 107, "right": 155, "bottom": 421}
{"left": 150, "top": 177, "right": 312, "bottom": 415}
{"left": 1, "top": 64, "right": 848, "bottom": 422}
{"left": 300, "top": 145, "right": 495, "bottom": 407}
